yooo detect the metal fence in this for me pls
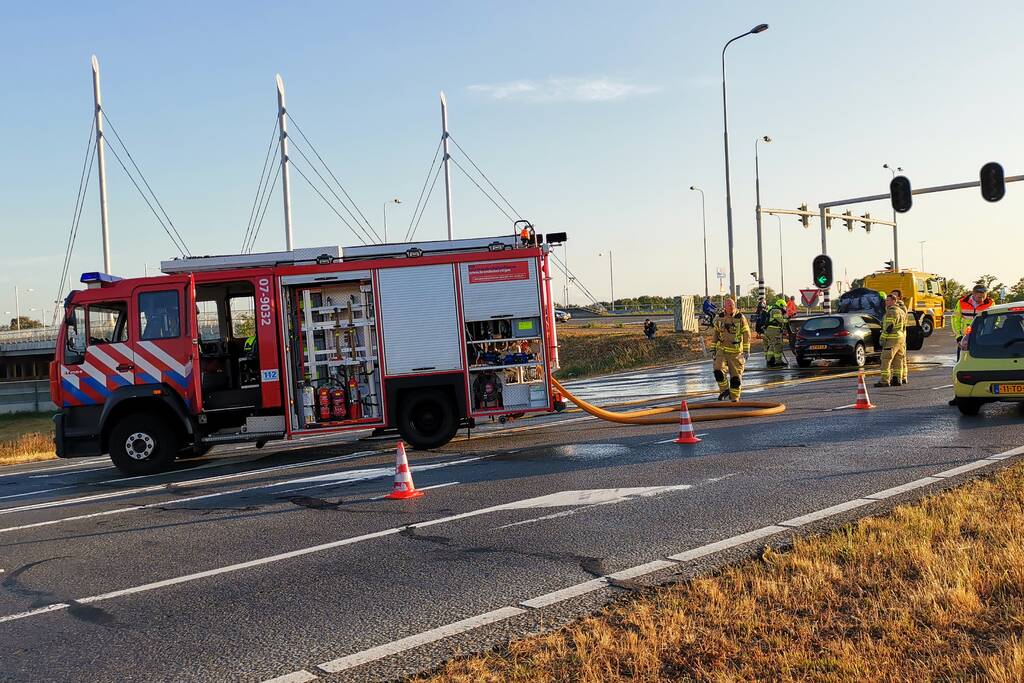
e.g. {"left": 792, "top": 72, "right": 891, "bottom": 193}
{"left": 0, "top": 326, "right": 60, "bottom": 344}
{"left": 0, "top": 380, "right": 54, "bottom": 414}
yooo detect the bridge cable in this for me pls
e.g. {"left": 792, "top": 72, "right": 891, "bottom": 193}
{"left": 242, "top": 116, "right": 281, "bottom": 253}
{"left": 243, "top": 146, "right": 280, "bottom": 254}
{"left": 288, "top": 157, "right": 369, "bottom": 245}
{"left": 449, "top": 156, "right": 517, "bottom": 224}
{"left": 100, "top": 112, "right": 190, "bottom": 256}
{"left": 447, "top": 134, "right": 523, "bottom": 220}
{"left": 52, "top": 118, "right": 98, "bottom": 325}
{"left": 246, "top": 161, "right": 282, "bottom": 253}
{"left": 286, "top": 137, "right": 377, "bottom": 245}
{"left": 407, "top": 161, "right": 444, "bottom": 243}
{"left": 404, "top": 136, "right": 444, "bottom": 242}
{"left": 284, "top": 112, "right": 381, "bottom": 242}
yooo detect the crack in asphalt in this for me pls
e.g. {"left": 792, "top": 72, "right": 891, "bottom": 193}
{"left": 398, "top": 527, "right": 607, "bottom": 576}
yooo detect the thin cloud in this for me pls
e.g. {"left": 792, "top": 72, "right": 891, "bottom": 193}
{"left": 468, "top": 77, "right": 660, "bottom": 103}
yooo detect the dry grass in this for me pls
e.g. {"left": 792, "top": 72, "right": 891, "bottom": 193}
{"left": 0, "top": 412, "right": 56, "bottom": 466}
{"left": 418, "top": 462, "right": 1024, "bottom": 682}
{"left": 555, "top": 330, "right": 708, "bottom": 380}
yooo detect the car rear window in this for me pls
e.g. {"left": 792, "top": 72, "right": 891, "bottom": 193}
{"left": 971, "top": 312, "right": 1024, "bottom": 357}
{"left": 801, "top": 317, "right": 842, "bottom": 332}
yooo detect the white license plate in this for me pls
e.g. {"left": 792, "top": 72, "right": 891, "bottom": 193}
{"left": 809, "top": 344, "right": 828, "bottom": 350}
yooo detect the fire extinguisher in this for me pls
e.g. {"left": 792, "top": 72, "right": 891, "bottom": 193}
{"left": 317, "top": 387, "right": 331, "bottom": 422}
{"left": 330, "top": 387, "right": 347, "bottom": 419}
{"left": 347, "top": 375, "right": 362, "bottom": 419}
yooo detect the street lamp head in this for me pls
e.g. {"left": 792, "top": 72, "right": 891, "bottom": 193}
{"left": 689, "top": 185, "right": 698, "bottom": 191}
{"left": 762, "top": 135, "right": 772, "bottom": 143}
{"left": 392, "top": 198, "right": 401, "bottom": 204}
{"left": 882, "top": 163, "right": 890, "bottom": 169}
{"left": 751, "top": 23, "right": 769, "bottom": 34}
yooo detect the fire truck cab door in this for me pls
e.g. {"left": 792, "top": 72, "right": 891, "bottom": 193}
{"left": 130, "top": 276, "right": 201, "bottom": 412}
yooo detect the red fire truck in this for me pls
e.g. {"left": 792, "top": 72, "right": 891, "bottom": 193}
{"left": 50, "top": 231, "right": 565, "bottom": 474}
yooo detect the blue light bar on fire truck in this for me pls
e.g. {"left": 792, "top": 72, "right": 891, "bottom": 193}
{"left": 80, "top": 272, "right": 122, "bottom": 288}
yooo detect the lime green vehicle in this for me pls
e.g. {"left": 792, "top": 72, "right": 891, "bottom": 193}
{"left": 952, "top": 302, "right": 1024, "bottom": 416}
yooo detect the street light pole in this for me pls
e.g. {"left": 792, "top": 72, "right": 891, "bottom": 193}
{"left": 598, "top": 251, "right": 615, "bottom": 312}
{"left": 383, "top": 198, "right": 401, "bottom": 243}
{"left": 14, "top": 286, "right": 34, "bottom": 332}
{"left": 689, "top": 186, "right": 709, "bottom": 299}
{"left": 883, "top": 163, "right": 902, "bottom": 270}
{"left": 754, "top": 134, "right": 772, "bottom": 305}
{"left": 775, "top": 214, "right": 784, "bottom": 296}
{"left": 918, "top": 240, "right": 926, "bottom": 271}
{"left": 721, "top": 23, "right": 769, "bottom": 299}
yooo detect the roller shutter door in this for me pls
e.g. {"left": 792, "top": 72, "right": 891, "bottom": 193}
{"left": 459, "top": 259, "right": 540, "bottom": 322}
{"left": 378, "top": 264, "right": 462, "bottom": 375}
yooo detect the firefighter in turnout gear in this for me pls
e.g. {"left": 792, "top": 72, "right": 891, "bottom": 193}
{"left": 876, "top": 293, "right": 907, "bottom": 387}
{"left": 891, "top": 289, "right": 910, "bottom": 384}
{"left": 712, "top": 298, "right": 752, "bottom": 401}
{"left": 763, "top": 298, "right": 788, "bottom": 367}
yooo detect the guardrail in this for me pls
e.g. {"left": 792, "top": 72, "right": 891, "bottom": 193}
{"left": 0, "top": 326, "right": 60, "bottom": 344}
{"left": 0, "top": 380, "right": 54, "bottom": 414}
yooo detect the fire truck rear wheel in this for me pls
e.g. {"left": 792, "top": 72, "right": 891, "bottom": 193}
{"left": 109, "top": 413, "right": 180, "bottom": 476}
{"left": 398, "top": 390, "right": 458, "bottom": 450}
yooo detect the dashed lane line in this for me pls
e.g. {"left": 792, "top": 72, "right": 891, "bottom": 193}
{"left": 262, "top": 670, "right": 319, "bottom": 683}
{"left": 260, "top": 442, "right": 1022, "bottom": 683}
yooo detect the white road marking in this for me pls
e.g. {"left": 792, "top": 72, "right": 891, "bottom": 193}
{"left": 0, "top": 451, "right": 381, "bottom": 515}
{"left": 0, "top": 462, "right": 474, "bottom": 535}
{"left": 830, "top": 403, "right": 858, "bottom": 411}
{"left": 778, "top": 499, "right": 875, "bottom": 527}
{"left": 655, "top": 434, "right": 708, "bottom": 444}
{"left": 668, "top": 525, "right": 787, "bottom": 562}
{"left": 989, "top": 445, "right": 1024, "bottom": 460}
{"left": 605, "top": 559, "right": 677, "bottom": 580}
{"left": 932, "top": 384, "right": 954, "bottom": 390}
{"left": 316, "top": 607, "right": 526, "bottom": 673}
{"left": 865, "top": 477, "right": 943, "bottom": 500}
{"left": 520, "top": 578, "right": 609, "bottom": 608}
{"left": 261, "top": 670, "right": 318, "bottom": 683}
{"left": 29, "top": 466, "right": 114, "bottom": 479}
{"left": 0, "top": 458, "right": 109, "bottom": 478}
{"left": 933, "top": 459, "right": 1000, "bottom": 478}
{"left": 412, "top": 485, "right": 694, "bottom": 530}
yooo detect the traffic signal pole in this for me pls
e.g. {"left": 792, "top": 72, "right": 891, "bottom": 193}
{"left": 816, "top": 171, "right": 1024, "bottom": 311}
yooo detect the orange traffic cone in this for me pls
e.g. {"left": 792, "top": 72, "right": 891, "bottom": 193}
{"left": 674, "top": 400, "right": 701, "bottom": 444}
{"left": 854, "top": 371, "right": 875, "bottom": 410}
{"left": 386, "top": 442, "right": 424, "bottom": 499}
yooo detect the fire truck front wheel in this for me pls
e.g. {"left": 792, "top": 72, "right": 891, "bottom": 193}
{"left": 109, "top": 413, "right": 180, "bottom": 475}
{"left": 397, "top": 390, "right": 458, "bottom": 450}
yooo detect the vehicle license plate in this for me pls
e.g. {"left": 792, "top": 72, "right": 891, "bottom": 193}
{"left": 809, "top": 344, "right": 828, "bottom": 350}
{"left": 993, "top": 384, "right": 1024, "bottom": 395}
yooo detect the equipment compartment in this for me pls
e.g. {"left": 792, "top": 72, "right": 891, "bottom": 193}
{"left": 282, "top": 276, "right": 383, "bottom": 431}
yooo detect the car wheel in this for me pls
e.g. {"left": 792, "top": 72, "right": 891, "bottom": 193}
{"left": 109, "top": 413, "right": 180, "bottom": 475}
{"left": 955, "top": 398, "right": 983, "bottom": 416}
{"left": 920, "top": 316, "right": 934, "bottom": 337}
{"left": 851, "top": 343, "right": 866, "bottom": 368}
{"left": 796, "top": 355, "right": 812, "bottom": 368}
{"left": 398, "top": 389, "right": 459, "bottom": 450}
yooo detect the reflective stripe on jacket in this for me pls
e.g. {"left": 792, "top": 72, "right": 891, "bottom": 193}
{"left": 880, "top": 305, "right": 907, "bottom": 346}
{"left": 712, "top": 313, "right": 751, "bottom": 354}
{"left": 951, "top": 296, "right": 994, "bottom": 336}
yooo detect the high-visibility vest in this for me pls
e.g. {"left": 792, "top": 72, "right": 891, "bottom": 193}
{"left": 952, "top": 296, "right": 994, "bottom": 336}
{"left": 766, "top": 307, "right": 786, "bottom": 329}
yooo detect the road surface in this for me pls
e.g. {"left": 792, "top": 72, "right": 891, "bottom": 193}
{"left": 1, "top": 328, "right": 1021, "bottom": 682}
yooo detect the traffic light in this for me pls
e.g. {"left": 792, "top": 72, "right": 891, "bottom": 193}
{"left": 812, "top": 254, "right": 833, "bottom": 289}
{"left": 980, "top": 162, "right": 1005, "bottom": 202}
{"left": 860, "top": 213, "right": 871, "bottom": 233}
{"left": 890, "top": 175, "right": 912, "bottom": 213}
{"left": 842, "top": 210, "right": 854, "bottom": 231}
{"left": 883, "top": 260, "right": 895, "bottom": 271}
{"left": 798, "top": 203, "right": 810, "bottom": 228}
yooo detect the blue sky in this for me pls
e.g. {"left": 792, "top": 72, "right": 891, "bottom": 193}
{"left": 2, "top": 0, "right": 1023, "bottom": 318}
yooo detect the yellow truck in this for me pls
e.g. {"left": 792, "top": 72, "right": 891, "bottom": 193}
{"left": 862, "top": 270, "right": 946, "bottom": 337}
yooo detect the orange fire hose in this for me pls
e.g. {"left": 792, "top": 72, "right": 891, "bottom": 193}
{"left": 550, "top": 377, "right": 786, "bottom": 424}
